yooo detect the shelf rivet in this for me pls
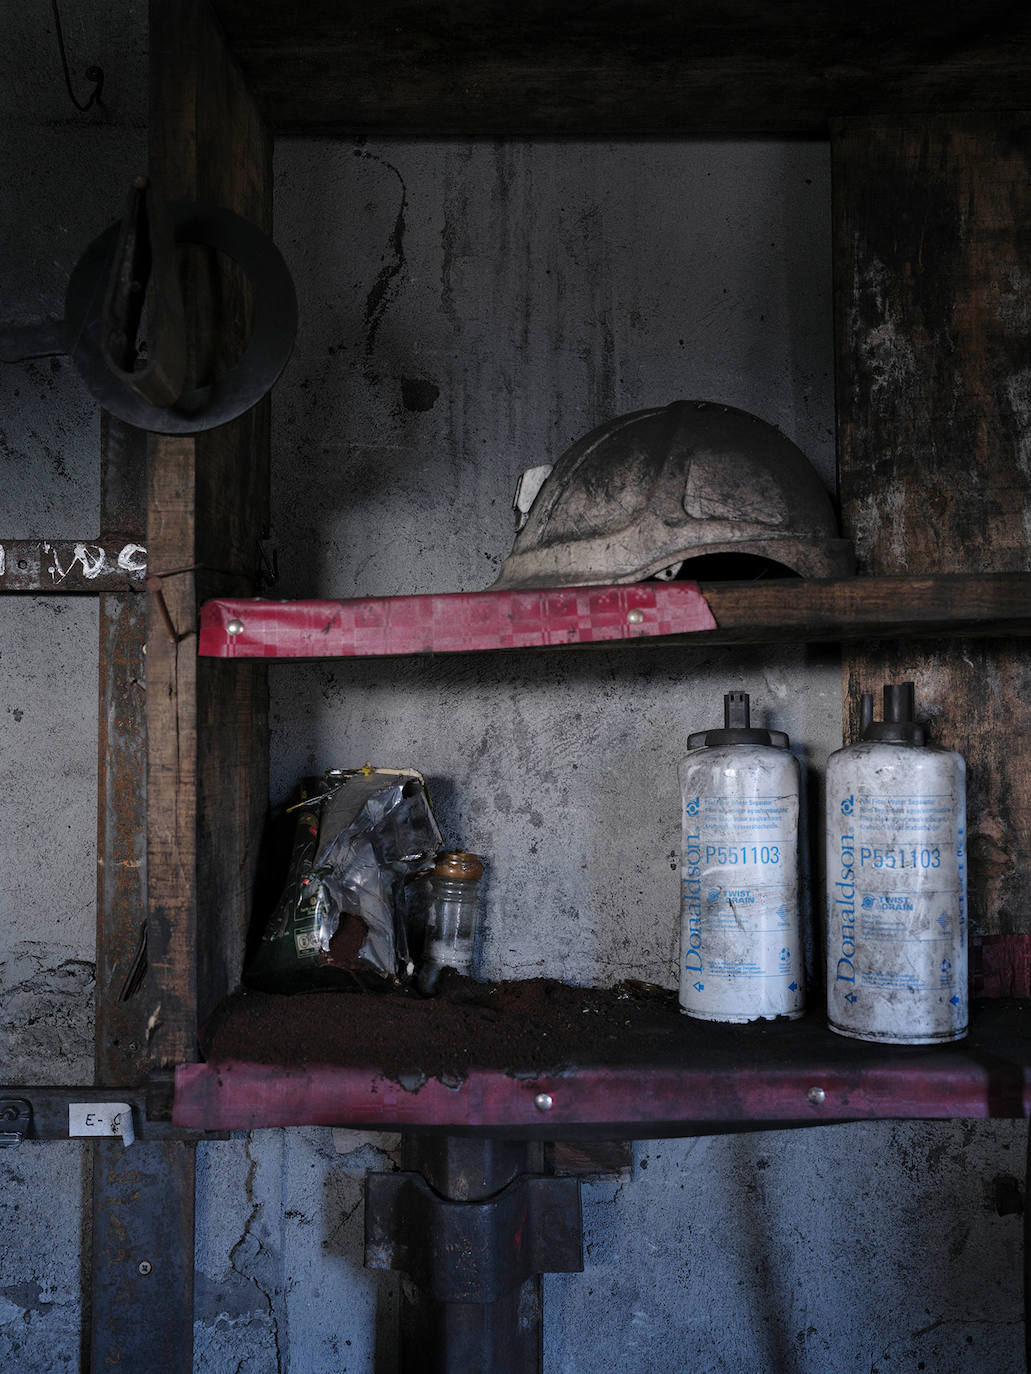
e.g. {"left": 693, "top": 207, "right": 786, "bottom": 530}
{"left": 807, "top": 1086, "right": 826, "bottom": 1106}
{"left": 534, "top": 1092, "right": 554, "bottom": 1112}
{"left": 626, "top": 609, "right": 644, "bottom": 625}
{"left": 226, "top": 618, "right": 245, "bottom": 636}
{"left": 137, "top": 1259, "right": 153, "bottom": 1276}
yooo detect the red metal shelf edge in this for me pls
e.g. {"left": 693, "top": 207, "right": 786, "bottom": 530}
{"left": 173, "top": 1050, "right": 1031, "bottom": 1135}
{"left": 198, "top": 582, "right": 717, "bottom": 659}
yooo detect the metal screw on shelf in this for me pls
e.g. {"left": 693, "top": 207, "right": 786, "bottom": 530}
{"left": 807, "top": 1086, "right": 827, "bottom": 1106}
{"left": 534, "top": 1093, "right": 554, "bottom": 1112}
{"left": 226, "top": 618, "right": 245, "bottom": 636}
{"left": 137, "top": 1260, "right": 153, "bottom": 1276}
{"left": 626, "top": 609, "right": 644, "bottom": 625}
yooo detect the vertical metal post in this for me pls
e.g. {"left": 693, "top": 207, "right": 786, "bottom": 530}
{"left": 90, "top": 1138, "right": 196, "bottom": 1372}
{"left": 367, "top": 1135, "right": 583, "bottom": 1373}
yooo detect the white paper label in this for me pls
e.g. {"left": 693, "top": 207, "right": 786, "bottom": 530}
{"left": 68, "top": 1102, "right": 135, "bottom": 1147}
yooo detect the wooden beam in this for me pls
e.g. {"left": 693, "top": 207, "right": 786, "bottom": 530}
{"left": 833, "top": 116, "right": 1031, "bottom": 939}
{"left": 146, "top": 0, "right": 271, "bottom": 1069}
{"left": 96, "top": 416, "right": 149, "bottom": 1084}
{"left": 699, "top": 574, "right": 1031, "bottom": 645}
{"left": 211, "top": 0, "right": 1031, "bottom": 136}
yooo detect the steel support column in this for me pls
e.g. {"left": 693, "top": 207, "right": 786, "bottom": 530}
{"left": 366, "top": 1136, "right": 583, "bottom": 1373}
{"left": 90, "top": 1138, "right": 196, "bottom": 1373}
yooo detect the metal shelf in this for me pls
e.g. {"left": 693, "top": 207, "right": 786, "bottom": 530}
{"left": 173, "top": 993, "right": 1031, "bottom": 1137}
{"left": 198, "top": 573, "right": 1031, "bottom": 660}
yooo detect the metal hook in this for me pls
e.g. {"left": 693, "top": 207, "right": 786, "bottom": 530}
{"left": 50, "top": 0, "right": 105, "bottom": 114}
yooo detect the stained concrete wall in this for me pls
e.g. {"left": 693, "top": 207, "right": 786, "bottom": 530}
{"left": 1, "top": 6, "right": 147, "bottom": 1367}
{"left": 268, "top": 137, "right": 840, "bottom": 992}
{"left": 0, "top": 6, "right": 1026, "bottom": 1372}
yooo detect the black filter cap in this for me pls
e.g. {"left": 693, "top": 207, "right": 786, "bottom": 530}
{"left": 859, "top": 681, "right": 926, "bottom": 744}
{"left": 688, "top": 691, "right": 789, "bottom": 749}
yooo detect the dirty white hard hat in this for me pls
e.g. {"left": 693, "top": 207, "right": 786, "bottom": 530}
{"left": 492, "top": 400, "right": 853, "bottom": 588}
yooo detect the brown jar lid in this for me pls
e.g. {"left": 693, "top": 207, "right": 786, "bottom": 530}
{"left": 434, "top": 850, "right": 484, "bottom": 881}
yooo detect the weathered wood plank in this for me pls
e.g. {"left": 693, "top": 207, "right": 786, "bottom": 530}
{"left": 833, "top": 117, "right": 1031, "bottom": 940}
{"left": 96, "top": 417, "right": 149, "bottom": 1085}
{"left": 701, "top": 574, "right": 1031, "bottom": 645}
{"left": 146, "top": 0, "right": 270, "bottom": 1067}
{"left": 211, "top": 0, "right": 1031, "bottom": 135}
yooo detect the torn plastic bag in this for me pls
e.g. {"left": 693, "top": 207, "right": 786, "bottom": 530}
{"left": 245, "top": 768, "right": 442, "bottom": 992}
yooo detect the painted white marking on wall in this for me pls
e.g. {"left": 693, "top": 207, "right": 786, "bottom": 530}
{"left": 74, "top": 543, "right": 108, "bottom": 579}
{"left": 117, "top": 543, "right": 147, "bottom": 572}
{"left": 0, "top": 544, "right": 5, "bottom": 577}
{"left": 47, "top": 542, "right": 114, "bottom": 583}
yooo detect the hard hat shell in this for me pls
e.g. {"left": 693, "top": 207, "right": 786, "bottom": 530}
{"left": 492, "top": 400, "right": 853, "bottom": 589}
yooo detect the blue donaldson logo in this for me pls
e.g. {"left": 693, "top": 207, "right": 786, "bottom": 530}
{"left": 841, "top": 795, "right": 854, "bottom": 816}
{"left": 685, "top": 796, "right": 700, "bottom": 817}
{"left": 682, "top": 831, "right": 703, "bottom": 976}
{"left": 834, "top": 829, "right": 856, "bottom": 985}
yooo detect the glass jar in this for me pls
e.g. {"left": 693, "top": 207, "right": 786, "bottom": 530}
{"left": 417, "top": 851, "right": 484, "bottom": 993}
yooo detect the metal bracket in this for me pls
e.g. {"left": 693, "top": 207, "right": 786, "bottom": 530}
{"left": 365, "top": 1170, "right": 583, "bottom": 1304}
{"left": 0, "top": 1099, "right": 32, "bottom": 1147}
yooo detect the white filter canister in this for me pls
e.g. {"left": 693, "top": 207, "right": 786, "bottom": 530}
{"left": 825, "top": 683, "right": 967, "bottom": 1045}
{"left": 678, "top": 692, "right": 803, "bottom": 1023}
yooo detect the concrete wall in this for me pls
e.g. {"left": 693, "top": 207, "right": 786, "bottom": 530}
{"left": 0, "top": 6, "right": 1025, "bottom": 1371}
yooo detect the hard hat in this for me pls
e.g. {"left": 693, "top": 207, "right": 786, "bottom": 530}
{"left": 492, "top": 400, "right": 853, "bottom": 588}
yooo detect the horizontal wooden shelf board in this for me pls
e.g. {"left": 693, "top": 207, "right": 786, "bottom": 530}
{"left": 198, "top": 574, "right": 1031, "bottom": 660}
{"left": 173, "top": 981, "right": 1031, "bottom": 1135}
{"left": 212, "top": 2, "right": 1031, "bottom": 135}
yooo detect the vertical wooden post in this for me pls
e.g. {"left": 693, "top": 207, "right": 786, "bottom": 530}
{"left": 832, "top": 117, "right": 1031, "bottom": 961}
{"left": 96, "top": 414, "right": 149, "bottom": 1084}
{"left": 94, "top": 3, "right": 272, "bottom": 1365}
{"left": 145, "top": 0, "right": 272, "bottom": 1067}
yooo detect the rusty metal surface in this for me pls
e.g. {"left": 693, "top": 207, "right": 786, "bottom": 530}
{"left": 0, "top": 537, "right": 146, "bottom": 591}
{"left": 368, "top": 1135, "right": 580, "bottom": 1373}
{"left": 172, "top": 998, "right": 1031, "bottom": 1135}
{"left": 90, "top": 1139, "right": 196, "bottom": 1373}
{"left": 366, "top": 1171, "right": 583, "bottom": 1302}
{"left": 0, "top": 1082, "right": 223, "bottom": 1140}
{"left": 0, "top": 1099, "right": 32, "bottom": 1146}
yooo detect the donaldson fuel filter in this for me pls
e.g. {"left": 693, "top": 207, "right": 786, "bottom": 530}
{"left": 826, "top": 682, "right": 968, "bottom": 1044}
{"left": 678, "top": 691, "right": 803, "bottom": 1022}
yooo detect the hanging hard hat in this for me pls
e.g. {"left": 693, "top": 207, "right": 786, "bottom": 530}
{"left": 63, "top": 178, "right": 296, "bottom": 434}
{"left": 492, "top": 400, "right": 853, "bottom": 588}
